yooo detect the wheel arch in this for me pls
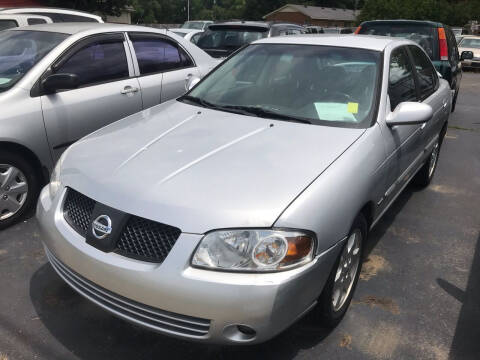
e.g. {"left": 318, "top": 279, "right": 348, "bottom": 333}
{"left": 0, "top": 141, "right": 49, "bottom": 185}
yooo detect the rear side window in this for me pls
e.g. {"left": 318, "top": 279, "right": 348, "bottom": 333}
{"left": 389, "top": 47, "right": 417, "bottom": 110}
{"left": 130, "top": 35, "right": 194, "bottom": 75}
{"left": 360, "top": 23, "right": 437, "bottom": 59}
{"left": 27, "top": 18, "right": 47, "bottom": 25}
{"left": 408, "top": 45, "right": 438, "bottom": 99}
{"left": 56, "top": 40, "right": 129, "bottom": 87}
{"left": 0, "top": 20, "right": 18, "bottom": 30}
{"left": 60, "top": 14, "right": 98, "bottom": 22}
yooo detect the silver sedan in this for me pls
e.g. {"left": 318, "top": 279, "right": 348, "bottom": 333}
{"left": 37, "top": 35, "right": 451, "bottom": 344}
{"left": 0, "top": 23, "right": 217, "bottom": 229}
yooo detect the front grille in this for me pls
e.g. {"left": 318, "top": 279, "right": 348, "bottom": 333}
{"left": 63, "top": 188, "right": 181, "bottom": 263}
{"left": 46, "top": 248, "right": 211, "bottom": 338}
{"left": 63, "top": 189, "right": 95, "bottom": 236}
{"left": 116, "top": 216, "right": 181, "bottom": 262}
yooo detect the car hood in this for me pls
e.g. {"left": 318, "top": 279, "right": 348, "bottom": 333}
{"left": 61, "top": 100, "right": 365, "bottom": 234}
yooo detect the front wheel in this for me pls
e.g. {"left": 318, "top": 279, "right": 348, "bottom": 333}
{"left": 0, "top": 151, "right": 40, "bottom": 230}
{"left": 314, "top": 214, "right": 366, "bottom": 327}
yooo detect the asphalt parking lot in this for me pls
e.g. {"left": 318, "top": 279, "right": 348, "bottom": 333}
{"left": 1, "top": 72, "right": 479, "bottom": 360}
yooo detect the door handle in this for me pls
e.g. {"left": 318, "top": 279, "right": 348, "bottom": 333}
{"left": 442, "top": 99, "right": 448, "bottom": 109}
{"left": 121, "top": 86, "right": 139, "bottom": 95}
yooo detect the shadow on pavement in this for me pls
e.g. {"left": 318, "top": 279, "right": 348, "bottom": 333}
{"left": 364, "top": 184, "right": 417, "bottom": 258}
{"left": 446, "top": 232, "right": 480, "bottom": 360}
{"left": 29, "top": 263, "right": 333, "bottom": 360}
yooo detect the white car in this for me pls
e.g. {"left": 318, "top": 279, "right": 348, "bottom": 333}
{"left": 0, "top": 7, "right": 102, "bottom": 23}
{"left": 0, "top": 14, "right": 52, "bottom": 30}
{"left": 172, "top": 28, "right": 203, "bottom": 44}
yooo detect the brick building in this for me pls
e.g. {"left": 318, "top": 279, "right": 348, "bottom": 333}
{"left": 264, "top": 4, "right": 356, "bottom": 28}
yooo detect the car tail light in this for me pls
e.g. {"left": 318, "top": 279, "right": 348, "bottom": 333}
{"left": 354, "top": 26, "right": 361, "bottom": 34}
{"left": 438, "top": 27, "right": 448, "bottom": 61}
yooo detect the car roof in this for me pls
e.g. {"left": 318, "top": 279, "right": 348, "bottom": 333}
{"left": 360, "top": 19, "right": 443, "bottom": 28}
{"left": 254, "top": 34, "right": 407, "bottom": 51}
{"left": 0, "top": 7, "right": 100, "bottom": 18}
{"left": 9, "top": 22, "right": 156, "bottom": 35}
{"left": 0, "top": 13, "right": 50, "bottom": 20}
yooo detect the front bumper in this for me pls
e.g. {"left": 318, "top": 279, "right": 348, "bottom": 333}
{"left": 462, "top": 59, "right": 480, "bottom": 68}
{"left": 36, "top": 186, "right": 341, "bottom": 344}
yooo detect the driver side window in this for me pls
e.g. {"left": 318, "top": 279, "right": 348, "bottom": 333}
{"left": 56, "top": 39, "right": 129, "bottom": 88}
{"left": 389, "top": 47, "right": 417, "bottom": 111}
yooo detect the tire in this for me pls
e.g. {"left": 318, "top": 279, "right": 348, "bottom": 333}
{"left": 314, "top": 213, "right": 367, "bottom": 327}
{"left": 0, "top": 150, "right": 40, "bottom": 230}
{"left": 413, "top": 136, "right": 441, "bottom": 188}
{"left": 451, "top": 88, "right": 458, "bottom": 113}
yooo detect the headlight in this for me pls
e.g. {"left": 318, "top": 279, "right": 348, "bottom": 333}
{"left": 192, "top": 229, "right": 315, "bottom": 272}
{"left": 48, "top": 156, "right": 63, "bottom": 199}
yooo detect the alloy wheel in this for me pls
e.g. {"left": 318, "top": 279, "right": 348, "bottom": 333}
{"left": 332, "top": 229, "right": 362, "bottom": 312}
{"left": 0, "top": 164, "right": 29, "bottom": 221}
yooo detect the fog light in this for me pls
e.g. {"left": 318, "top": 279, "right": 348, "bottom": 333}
{"left": 223, "top": 324, "right": 257, "bottom": 342}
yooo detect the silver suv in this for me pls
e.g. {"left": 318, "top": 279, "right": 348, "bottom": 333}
{"left": 0, "top": 23, "right": 217, "bottom": 229}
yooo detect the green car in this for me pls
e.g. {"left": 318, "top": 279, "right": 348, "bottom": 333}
{"left": 356, "top": 20, "right": 462, "bottom": 112}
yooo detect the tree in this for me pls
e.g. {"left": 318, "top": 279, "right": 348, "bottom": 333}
{"left": 358, "top": 0, "right": 480, "bottom": 26}
{"left": 45, "top": 0, "right": 131, "bottom": 16}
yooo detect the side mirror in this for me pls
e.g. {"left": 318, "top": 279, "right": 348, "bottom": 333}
{"left": 42, "top": 73, "right": 79, "bottom": 94}
{"left": 186, "top": 76, "right": 201, "bottom": 91}
{"left": 386, "top": 102, "right": 433, "bottom": 126}
{"left": 461, "top": 50, "right": 474, "bottom": 60}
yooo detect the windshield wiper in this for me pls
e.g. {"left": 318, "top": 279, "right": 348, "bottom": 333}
{"left": 179, "top": 97, "right": 312, "bottom": 124}
{"left": 220, "top": 105, "right": 312, "bottom": 124}
{"left": 178, "top": 95, "right": 218, "bottom": 109}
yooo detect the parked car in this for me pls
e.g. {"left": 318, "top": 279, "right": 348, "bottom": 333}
{"left": 0, "top": 14, "right": 52, "bottom": 30}
{"left": 356, "top": 20, "right": 462, "bottom": 112}
{"left": 0, "top": 23, "right": 217, "bottom": 229}
{"left": 180, "top": 20, "right": 213, "bottom": 31}
{"left": 195, "top": 21, "right": 306, "bottom": 58}
{"left": 37, "top": 35, "right": 450, "bottom": 344}
{"left": 306, "top": 25, "right": 324, "bottom": 34}
{"left": 458, "top": 36, "right": 480, "bottom": 70}
{"left": 171, "top": 28, "right": 203, "bottom": 44}
{"left": 0, "top": 7, "right": 102, "bottom": 23}
{"left": 323, "top": 27, "right": 353, "bottom": 34}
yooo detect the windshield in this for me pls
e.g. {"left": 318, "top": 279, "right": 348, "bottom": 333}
{"left": 459, "top": 38, "right": 480, "bottom": 49}
{"left": 0, "top": 20, "right": 18, "bottom": 31}
{"left": 196, "top": 28, "right": 268, "bottom": 51}
{"left": 359, "top": 24, "right": 437, "bottom": 59}
{"left": 181, "top": 21, "right": 205, "bottom": 30}
{"left": 0, "top": 30, "right": 68, "bottom": 93}
{"left": 183, "top": 44, "right": 380, "bottom": 128}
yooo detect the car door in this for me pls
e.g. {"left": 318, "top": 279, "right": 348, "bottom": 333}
{"left": 128, "top": 32, "right": 200, "bottom": 109}
{"left": 380, "top": 46, "right": 424, "bottom": 201}
{"left": 407, "top": 45, "right": 447, "bottom": 147}
{"left": 39, "top": 33, "right": 142, "bottom": 160}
